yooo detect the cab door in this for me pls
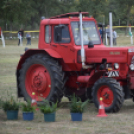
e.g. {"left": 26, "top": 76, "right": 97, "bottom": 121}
{"left": 50, "top": 24, "right": 76, "bottom": 65}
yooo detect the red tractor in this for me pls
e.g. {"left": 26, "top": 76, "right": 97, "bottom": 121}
{"left": 16, "top": 12, "right": 134, "bottom": 113}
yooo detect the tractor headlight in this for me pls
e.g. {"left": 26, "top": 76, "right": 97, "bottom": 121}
{"left": 128, "top": 48, "right": 134, "bottom": 52}
{"left": 114, "top": 63, "right": 119, "bottom": 69}
{"left": 130, "top": 64, "right": 134, "bottom": 70}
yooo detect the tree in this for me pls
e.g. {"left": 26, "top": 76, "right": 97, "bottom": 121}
{"left": 1, "top": 0, "right": 134, "bottom": 31}
{"left": 1, "top": 0, "right": 37, "bottom": 30}
{"left": 76, "top": 0, "right": 109, "bottom": 24}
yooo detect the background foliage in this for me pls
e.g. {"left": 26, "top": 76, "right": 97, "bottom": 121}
{"left": 0, "top": 0, "right": 134, "bottom": 30}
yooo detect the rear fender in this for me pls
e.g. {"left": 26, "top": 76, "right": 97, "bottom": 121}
{"left": 17, "top": 49, "right": 62, "bottom": 69}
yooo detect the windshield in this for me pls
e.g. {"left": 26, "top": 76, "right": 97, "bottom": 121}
{"left": 71, "top": 21, "right": 101, "bottom": 45}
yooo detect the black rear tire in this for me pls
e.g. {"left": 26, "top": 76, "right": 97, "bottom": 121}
{"left": 19, "top": 54, "right": 64, "bottom": 103}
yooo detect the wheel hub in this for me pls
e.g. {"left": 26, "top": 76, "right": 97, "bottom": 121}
{"left": 33, "top": 74, "right": 42, "bottom": 89}
{"left": 103, "top": 92, "right": 109, "bottom": 99}
{"left": 32, "top": 71, "right": 47, "bottom": 92}
{"left": 25, "top": 64, "right": 51, "bottom": 100}
{"left": 98, "top": 86, "right": 113, "bottom": 107}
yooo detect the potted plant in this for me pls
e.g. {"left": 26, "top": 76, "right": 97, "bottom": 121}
{"left": 39, "top": 100, "right": 57, "bottom": 122}
{"left": 21, "top": 101, "right": 35, "bottom": 121}
{"left": 2, "top": 96, "right": 19, "bottom": 120}
{"left": 70, "top": 94, "right": 89, "bottom": 121}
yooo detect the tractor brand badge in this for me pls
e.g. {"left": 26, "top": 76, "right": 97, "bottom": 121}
{"left": 110, "top": 51, "right": 120, "bottom": 55}
{"left": 107, "top": 71, "right": 119, "bottom": 77}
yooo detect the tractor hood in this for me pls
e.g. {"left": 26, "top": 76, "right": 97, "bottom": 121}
{"left": 85, "top": 45, "right": 134, "bottom": 64}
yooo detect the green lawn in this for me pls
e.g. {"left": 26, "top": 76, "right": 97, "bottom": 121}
{"left": 0, "top": 37, "right": 134, "bottom": 134}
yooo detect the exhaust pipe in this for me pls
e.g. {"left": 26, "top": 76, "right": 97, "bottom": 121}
{"left": 79, "top": 12, "right": 93, "bottom": 69}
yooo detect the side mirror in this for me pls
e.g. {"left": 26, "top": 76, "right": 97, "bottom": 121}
{"left": 88, "top": 41, "right": 94, "bottom": 48}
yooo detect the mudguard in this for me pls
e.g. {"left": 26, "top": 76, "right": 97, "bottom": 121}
{"left": 17, "top": 48, "right": 62, "bottom": 69}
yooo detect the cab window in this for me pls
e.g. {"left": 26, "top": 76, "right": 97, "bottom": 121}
{"left": 54, "top": 25, "right": 70, "bottom": 43}
{"left": 71, "top": 21, "right": 101, "bottom": 45}
{"left": 45, "top": 25, "right": 51, "bottom": 43}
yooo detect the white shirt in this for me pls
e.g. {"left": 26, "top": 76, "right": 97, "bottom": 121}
{"left": 113, "top": 31, "right": 117, "bottom": 38}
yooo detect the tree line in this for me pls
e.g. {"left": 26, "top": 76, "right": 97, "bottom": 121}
{"left": 0, "top": 0, "right": 134, "bottom": 31}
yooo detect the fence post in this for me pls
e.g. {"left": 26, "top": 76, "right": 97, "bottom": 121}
{"left": 1, "top": 31, "right": 5, "bottom": 47}
{"left": 129, "top": 25, "right": 133, "bottom": 45}
{"left": 105, "top": 33, "right": 108, "bottom": 45}
{"left": 20, "top": 36, "right": 23, "bottom": 46}
{"left": 109, "top": 12, "right": 113, "bottom": 47}
{"left": 0, "top": 27, "right": 5, "bottom": 47}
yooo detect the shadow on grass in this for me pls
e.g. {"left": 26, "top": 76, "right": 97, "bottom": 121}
{"left": 120, "top": 102, "right": 134, "bottom": 113}
{"left": 58, "top": 102, "right": 70, "bottom": 109}
{"left": 0, "top": 110, "right": 6, "bottom": 121}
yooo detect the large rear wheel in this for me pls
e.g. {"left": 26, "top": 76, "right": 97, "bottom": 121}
{"left": 92, "top": 77, "right": 124, "bottom": 113}
{"left": 19, "top": 54, "right": 64, "bottom": 103}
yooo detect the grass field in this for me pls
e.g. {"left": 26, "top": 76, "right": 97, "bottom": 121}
{"left": 1, "top": 36, "right": 134, "bottom": 134}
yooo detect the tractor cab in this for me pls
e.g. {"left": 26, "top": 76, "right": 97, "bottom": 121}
{"left": 38, "top": 12, "right": 103, "bottom": 70}
{"left": 39, "top": 12, "right": 103, "bottom": 49}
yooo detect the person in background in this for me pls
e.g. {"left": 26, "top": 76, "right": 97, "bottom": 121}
{"left": 18, "top": 29, "right": 24, "bottom": 46}
{"left": 99, "top": 27, "right": 103, "bottom": 41}
{"left": 106, "top": 25, "right": 110, "bottom": 45}
{"left": 113, "top": 29, "right": 117, "bottom": 45}
{"left": 26, "top": 32, "right": 31, "bottom": 45}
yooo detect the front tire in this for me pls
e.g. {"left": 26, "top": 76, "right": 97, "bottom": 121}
{"left": 92, "top": 77, "right": 124, "bottom": 113}
{"left": 19, "top": 54, "right": 64, "bottom": 103}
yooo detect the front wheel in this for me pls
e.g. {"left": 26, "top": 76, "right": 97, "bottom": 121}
{"left": 92, "top": 77, "right": 124, "bottom": 113}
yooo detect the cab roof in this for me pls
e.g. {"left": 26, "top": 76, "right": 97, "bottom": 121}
{"left": 50, "top": 12, "right": 89, "bottom": 19}
{"left": 40, "top": 12, "right": 96, "bottom": 25}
